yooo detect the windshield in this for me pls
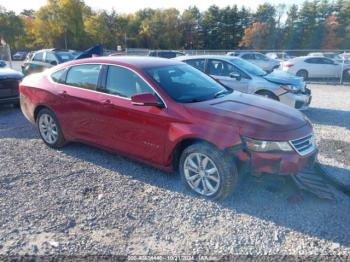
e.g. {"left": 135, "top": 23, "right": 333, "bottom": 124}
{"left": 55, "top": 52, "right": 75, "bottom": 63}
{"left": 144, "top": 64, "right": 231, "bottom": 103}
{"left": 229, "top": 58, "right": 267, "bottom": 76}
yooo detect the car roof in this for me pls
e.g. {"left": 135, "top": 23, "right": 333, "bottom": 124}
{"left": 149, "top": 50, "right": 184, "bottom": 53}
{"left": 33, "top": 49, "right": 75, "bottom": 54}
{"left": 235, "top": 51, "right": 263, "bottom": 55}
{"left": 58, "top": 56, "right": 184, "bottom": 69}
{"left": 290, "top": 56, "right": 332, "bottom": 61}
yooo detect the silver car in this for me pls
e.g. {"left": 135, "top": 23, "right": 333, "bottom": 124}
{"left": 227, "top": 51, "right": 280, "bottom": 72}
{"left": 175, "top": 55, "right": 311, "bottom": 110}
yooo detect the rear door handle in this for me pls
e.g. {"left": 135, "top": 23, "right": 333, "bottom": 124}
{"left": 58, "top": 90, "right": 67, "bottom": 97}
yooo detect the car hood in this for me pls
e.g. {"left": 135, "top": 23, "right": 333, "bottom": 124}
{"left": 263, "top": 70, "right": 304, "bottom": 88}
{"left": 185, "top": 92, "right": 310, "bottom": 141}
{"left": 0, "top": 68, "right": 23, "bottom": 80}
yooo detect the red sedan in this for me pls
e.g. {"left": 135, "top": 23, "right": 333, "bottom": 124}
{"left": 20, "top": 57, "right": 317, "bottom": 200}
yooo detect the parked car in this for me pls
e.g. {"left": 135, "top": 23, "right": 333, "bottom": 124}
{"left": 25, "top": 51, "right": 34, "bottom": 61}
{"left": 176, "top": 55, "right": 311, "bottom": 110}
{"left": 227, "top": 51, "right": 280, "bottom": 72}
{"left": 20, "top": 56, "right": 317, "bottom": 200}
{"left": 337, "top": 53, "right": 350, "bottom": 62}
{"left": 109, "top": 52, "right": 127, "bottom": 56}
{"left": 0, "top": 60, "right": 6, "bottom": 68}
{"left": 148, "top": 50, "right": 186, "bottom": 59}
{"left": 307, "top": 52, "right": 340, "bottom": 59}
{"left": 0, "top": 66, "right": 23, "bottom": 107}
{"left": 281, "top": 56, "right": 350, "bottom": 80}
{"left": 70, "top": 50, "right": 83, "bottom": 59}
{"left": 22, "top": 49, "right": 76, "bottom": 76}
{"left": 265, "top": 52, "right": 292, "bottom": 61}
{"left": 12, "top": 51, "right": 28, "bottom": 61}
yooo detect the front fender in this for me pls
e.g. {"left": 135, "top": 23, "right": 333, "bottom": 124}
{"left": 164, "top": 121, "right": 242, "bottom": 166}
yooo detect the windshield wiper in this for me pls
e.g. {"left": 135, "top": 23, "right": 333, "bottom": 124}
{"left": 185, "top": 98, "right": 208, "bottom": 103}
{"left": 214, "top": 90, "right": 231, "bottom": 98}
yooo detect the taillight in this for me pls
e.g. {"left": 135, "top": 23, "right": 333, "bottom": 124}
{"left": 284, "top": 64, "right": 294, "bottom": 68}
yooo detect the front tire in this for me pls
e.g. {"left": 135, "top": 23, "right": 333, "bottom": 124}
{"left": 342, "top": 70, "right": 350, "bottom": 82}
{"left": 296, "top": 70, "right": 308, "bottom": 80}
{"left": 36, "top": 108, "right": 66, "bottom": 148}
{"left": 179, "top": 143, "right": 238, "bottom": 200}
{"left": 256, "top": 90, "right": 279, "bottom": 101}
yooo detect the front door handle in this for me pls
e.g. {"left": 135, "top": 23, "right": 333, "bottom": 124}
{"left": 101, "top": 99, "right": 114, "bottom": 107}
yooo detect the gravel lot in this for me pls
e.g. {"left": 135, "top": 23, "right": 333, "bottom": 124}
{"left": 0, "top": 84, "right": 349, "bottom": 257}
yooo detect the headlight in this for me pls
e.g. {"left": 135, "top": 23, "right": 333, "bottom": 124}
{"left": 281, "top": 84, "right": 299, "bottom": 93}
{"left": 243, "top": 137, "right": 293, "bottom": 152}
{"left": 303, "top": 114, "right": 312, "bottom": 126}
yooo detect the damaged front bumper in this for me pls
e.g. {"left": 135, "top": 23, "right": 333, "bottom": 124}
{"left": 234, "top": 147, "right": 318, "bottom": 176}
{"left": 279, "top": 89, "right": 312, "bottom": 110}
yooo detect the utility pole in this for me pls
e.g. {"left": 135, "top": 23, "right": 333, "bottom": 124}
{"left": 124, "top": 32, "right": 127, "bottom": 53}
{"left": 64, "top": 26, "right": 68, "bottom": 49}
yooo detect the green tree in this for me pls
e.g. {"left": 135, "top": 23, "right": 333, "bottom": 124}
{"left": 0, "top": 6, "right": 24, "bottom": 50}
{"left": 283, "top": 4, "right": 301, "bottom": 49}
{"left": 146, "top": 8, "right": 181, "bottom": 49}
{"left": 254, "top": 3, "right": 277, "bottom": 49}
{"left": 85, "top": 10, "right": 128, "bottom": 49}
{"left": 34, "top": 0, "right": 89, "bottom": 49}
{"left": 180, "top": 6, "right": 203, "bottom": 49}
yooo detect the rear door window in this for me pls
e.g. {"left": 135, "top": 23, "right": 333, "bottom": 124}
{"left": 305, "top": 58, "right": 321, "bottom": 64}
{"left": 45, "top": 52, "right": 58, "bottom": 64}
{"left": 255, "top": 53, "right": 269, "bottom": 61}
{"left": 32, "top": 52, "right": 44, "bottom": 62}
{"left": 66, "top": 64, "right": 101, "bottom": 90}
{"left": 185, "top": 59, "right": 206, "bottom": 72}
{"left": 320, "top": 58, "right": 335, "bottom": 65}
{"left": 207, "top": 59, "right": 241, "bottom": 77}
{"left": 241, "top": 54, "right": 254, "bottom": 60}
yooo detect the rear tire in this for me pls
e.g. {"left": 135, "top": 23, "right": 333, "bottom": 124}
{"left": 179, "top": 143, "right": 238, "bottom": 200}
{"left": 342, "top": 70, "right": 350, "bottom": 82}
{"left": 256, "top": 90, "right": 279, "bottom": 101}
{"left": 36, "top": 108, "right": 66, "bottom": 148}
{"left": 296, "top": 70, "right": 308, "bottom": 80}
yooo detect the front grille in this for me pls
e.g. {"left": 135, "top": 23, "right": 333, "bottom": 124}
{"left": 0, "top": 79, "right": 19, "bottom": 98}
{"left": 290, "top": 134, "right": 316, "bottom": 156}
{"left": 295, "top": 101, "right": 305, "bottom": 109}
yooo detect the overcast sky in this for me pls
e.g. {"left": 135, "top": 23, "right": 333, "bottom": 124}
{"left": 0, "top": 0, "right": 303, "bottom": 14}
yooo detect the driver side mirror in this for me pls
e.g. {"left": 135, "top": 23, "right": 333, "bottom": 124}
{"left": 230, "top": 72, "right": 241, "bottom": 81}
{"left": 50, "top": 61, "right": 58, "bottom": 66}
{"left": 131, "top": 93, "right": 164, "bottom": 108}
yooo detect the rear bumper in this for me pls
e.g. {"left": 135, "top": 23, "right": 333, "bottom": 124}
{"left": 0, "top": 96, "right": 19, "bottom": 105}
{"left": 236, "top": 148, "right": 318, "bottom": 176}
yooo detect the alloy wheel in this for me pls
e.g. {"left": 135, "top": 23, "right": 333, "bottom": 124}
{"left": 38, "top": 113, "right": 59, "bottom": 144}
{"left": 183, "top": 153, "right": 221, "bottom": 196}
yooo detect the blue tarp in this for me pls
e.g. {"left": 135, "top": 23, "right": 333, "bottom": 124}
{"left": 75, "top": 44, "right": 103, "bottom": 59}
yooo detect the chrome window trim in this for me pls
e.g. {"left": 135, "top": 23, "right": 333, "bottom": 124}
{"left": 48, "top": 62, "right": 168, "bottom": 108}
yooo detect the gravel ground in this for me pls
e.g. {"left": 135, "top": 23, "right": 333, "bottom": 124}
{"left": 0, "top": 84, "right": 349, "bottom": 258}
